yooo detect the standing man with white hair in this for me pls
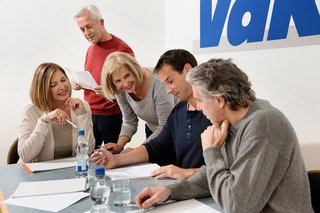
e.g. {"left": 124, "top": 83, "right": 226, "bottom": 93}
{"left": 73, "top": 5, "right": 134, "bottom": 149}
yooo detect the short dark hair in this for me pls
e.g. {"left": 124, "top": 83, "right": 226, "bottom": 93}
{"left": 154, "top": 49, "right": 198, "bottom": 74}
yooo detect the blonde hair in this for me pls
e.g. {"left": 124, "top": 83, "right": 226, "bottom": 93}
{"left": 29, "top": 63, "right": 71, "bottom": 111}
{"left": 101, "top": 52, "right": 143, "bottom": 101}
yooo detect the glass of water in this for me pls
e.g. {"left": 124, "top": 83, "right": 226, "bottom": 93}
{"left": 112, "top": 179, "right": 131, "bottom": 206}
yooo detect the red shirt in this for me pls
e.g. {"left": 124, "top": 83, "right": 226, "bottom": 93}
{"left": 84, "top": 34, "right": 134, "bottom": 115}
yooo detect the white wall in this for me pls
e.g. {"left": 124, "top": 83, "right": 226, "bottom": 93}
{"left": 164, "top": 0, "right": 320, "bottom": 170}
{"left": 0, "top": 0, "right": 165, "bottom": 165}
{"left": 1, "top": 0, "right": 319, "bottom": 170}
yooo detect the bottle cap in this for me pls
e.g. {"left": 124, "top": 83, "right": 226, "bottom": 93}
{"left": 78, "top": 130, "right": 85, "bottom": 136}
{"left": 95, "top": 165, "right": 105, "bottom": 176}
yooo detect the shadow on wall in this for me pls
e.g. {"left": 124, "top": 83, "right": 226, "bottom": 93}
{"left": 300, "top": 143, "right": 320, "bottom": 171}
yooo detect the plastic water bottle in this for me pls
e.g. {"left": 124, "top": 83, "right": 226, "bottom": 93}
{"left": 75, "top": 130, "right": 89, "bottom": 177}
{"left": 87, "top": 157, "right": 96, "bottom": 189}
{"left": 90, "top": 166, "right": 111, "bottom": 213}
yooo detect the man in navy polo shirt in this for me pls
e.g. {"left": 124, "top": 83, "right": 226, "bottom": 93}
{"left": 91, "top": 49, "right": 211, "bottom": 180}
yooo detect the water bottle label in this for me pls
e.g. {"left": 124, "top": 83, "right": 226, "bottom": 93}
{"left": 76, "top": 162, "right": 88, "bottom": 172}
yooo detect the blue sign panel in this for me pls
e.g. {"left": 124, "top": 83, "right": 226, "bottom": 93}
{"left": 200, "top": 0, "right": 320, "bottom": 48}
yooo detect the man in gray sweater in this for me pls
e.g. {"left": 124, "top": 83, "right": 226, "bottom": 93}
{"left": 135, "top": 58, "right": 314, "bottom": 213}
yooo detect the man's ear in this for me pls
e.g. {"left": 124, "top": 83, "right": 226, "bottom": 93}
{"left": 100, "top": 19, "right": 104, "bottom": 26}
{"left": 216, "top": 96, "right": 225, "bottom": 107}
{"left": 184, "top": 63, "right": 193, "bottom": 73}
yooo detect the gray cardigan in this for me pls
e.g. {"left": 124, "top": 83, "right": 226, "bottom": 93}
{"left": 169, "top": 99, "right": 314, "bottom": 213}
{"left": 116, "top": 70, "right": 175, "bottom": 143}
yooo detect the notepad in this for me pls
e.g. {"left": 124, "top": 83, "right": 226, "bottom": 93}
{"left": 106, "top": 163, "right": 160, "bottom": 180}
{"left": 67, "top": 69, "right": 97, "bottom": 90}
{"left": 11, "top": 178, "right": 87, "bottom": 198}
{"left": 23, "top": 157, "right": 75, "bottom": 173}
{"left": 4, "top": 192, "right": 89, "bottom": 212}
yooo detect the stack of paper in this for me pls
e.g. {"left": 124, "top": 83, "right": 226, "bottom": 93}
{"left": 23, "top": 157, "right": 75, "bottom": 173}
{"left": 106, "top": 163, "right": 160, "bottom": 180}
{"left": 3, "top": 178, "right": 89, "bottom": 212}
{"left": 66, "top": 69, "right": 97, "bottom": 90}
{"left": 4, "top": 192, "right": 88, "bottom": 212}
{"left": 11, "top": 178, "right": 87, "bottom": 198}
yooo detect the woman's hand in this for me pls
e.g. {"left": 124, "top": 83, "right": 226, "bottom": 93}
{"left": 47, "top": 109, "right": 69, "bottom": 124}
{"left": 65, "top": 98, "right": 84, "bottom": 110}
{"left": 105, "top": 143, "right": 123, "bottom": 154}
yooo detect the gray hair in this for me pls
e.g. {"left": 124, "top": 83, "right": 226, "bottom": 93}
{"left": 74, "top": 5, "right": 103, "bottom": 21}
{"left": 186, "top": 58, "right": 255, "bottom": 111}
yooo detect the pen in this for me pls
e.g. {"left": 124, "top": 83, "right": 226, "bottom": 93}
{"left": 66, "top": 119, "right": 78, "bottom": 129}
{"left": 127, "top": 203, "right": 154, "bottom": 212}
{"left": 100, "top": 141, "right": 105, "bottom": 149}
{"left": 98, "top": 141, "right": 105, "bottom": 155}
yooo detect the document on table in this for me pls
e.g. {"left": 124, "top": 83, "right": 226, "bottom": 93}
{"left": 106, "top": 163, "right": 160, "bottom": 180}
{"left": 11, "top": 178, "right": 87, "bottom": 198}
{"left": 67, "top": 69, "right": 97, "bottom": 90}
{"left": 3, "top": 192, "right": 89, "bottom": 212}
{"left": 151, "top": 199, "right": 221, "bottom": 213}
{"left": 23, "top": 157, "right": 75, "bottom": 173}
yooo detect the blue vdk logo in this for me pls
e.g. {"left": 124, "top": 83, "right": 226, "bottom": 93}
{"left": 200, "top": 0, "right": 320, "bottom": 48}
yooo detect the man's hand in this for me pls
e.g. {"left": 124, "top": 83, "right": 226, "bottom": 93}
{"left": 135, "top": 186, "right": 171, "bottom": 209}
{"left": 120, "top": 147, "right": 134, "bottom": 154}
{"left": 90, "top": 148, "right": 117, "bottom": 169}
{"left": 201, "top": 120, "right": 229, "bottom": 150}
{"left": 93, "top": 85, "right": 104, "bottom": 97}
{"left": 71, "top": 80, "right": 83, "bottom": 90}
{"left": 151, "top": 164, "right": 197, "bottom": 180}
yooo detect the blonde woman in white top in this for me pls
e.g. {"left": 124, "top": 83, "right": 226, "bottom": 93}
{"left": 18, "top": 63, "right": 95, "bottom": 163}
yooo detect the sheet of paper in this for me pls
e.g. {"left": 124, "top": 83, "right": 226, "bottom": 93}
{"left": 11, "top": 178, "right": 87, "bottom": 198}
{"left": 83, "top": 207, "right": 143, "bottom": 213}
{"left": 106, "top": 163, "right": 160, "bottom": 180}
{"left": 23, "top": 157, "right": 75, "bottom": 173}
{"left": 151, "top": 199, "right": 221, "bottom": 213}
{"left": 68, "top": 69, "right": 97, "bottom": 90}
{"left": 3, "top": 192, "right": 89, "bottom": 212}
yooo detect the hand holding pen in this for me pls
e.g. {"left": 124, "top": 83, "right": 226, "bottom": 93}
{"left": 46, "top": 109, "right": 78, "bottom": 129}
{"left": 46, "top": 98, "right": 83, "bottom": 127}
{"left": 135, "top": 186, "right": 172, "bottom": 210}
{"left": 47, "top": 109, "right": 70, "bottom": 125}
{"left": 90, "top": 147, "right": 117, "bottom": 169}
